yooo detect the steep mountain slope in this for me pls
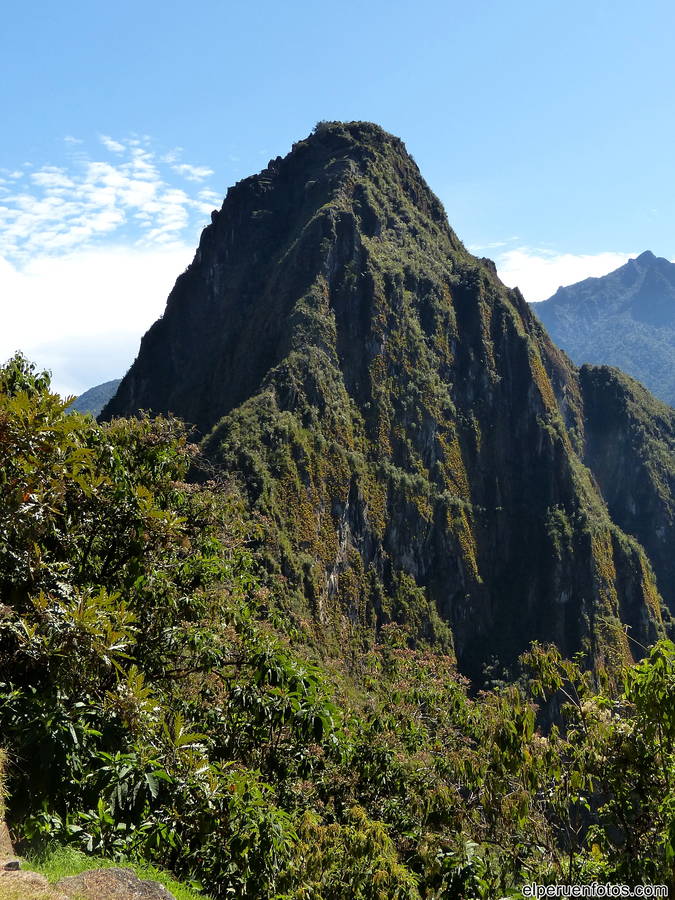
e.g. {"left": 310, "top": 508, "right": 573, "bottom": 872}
{"left": 534, "top": 251, "right": 675, "bottom": 406}
{"left": 70, "top": 378, "right": 121, "bottom": 416}
{"left": 103, "top": 122, "right": 672, "bottom": 679}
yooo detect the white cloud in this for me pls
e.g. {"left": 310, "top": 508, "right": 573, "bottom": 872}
{"left": 170, "top": 163, "right": 214, "bottom": 182}
{"left": 469, "top": 237, "right": 520, "bottom": 252}
{"left": 0, "top": 243, "right": 195, "bottom": 397}
{"left": 30, "top": 168, "right": 75, "bottom": 190}
{"left": 0, "top": 135, "right": 220, "bottom": 263}
{"left": 99, "top": 135, "right": 126, "bottom": 154}
{"left": 161, "top": 148, "right": 183, "bottom": 165}
{"left": 495, "top": 248, "right": 636, "bottom": 302}
{"left": 0, "top": 135, "right": 224, "bottom": 397}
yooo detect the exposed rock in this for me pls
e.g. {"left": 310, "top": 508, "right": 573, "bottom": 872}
{"left": 56, "top": 867, "right": 175, "bottom": 899}
{"left": 0, "top": 867, "right": 68, "bottom": 899}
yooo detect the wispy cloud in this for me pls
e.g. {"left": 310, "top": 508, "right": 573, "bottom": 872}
{"left": 99, "top": 135, "right": 126, "bottom": 154}
{"left": 170, "top": 162, "right": 214, "bottom": 182}
{"left": 0, "top": 134, "right": 221, "bottom": 264}
{"left": 469, "top": 237, "right": 520, "bottom": 252}
{"left": 494, "top": 247, "right": 636, "bottom": 302}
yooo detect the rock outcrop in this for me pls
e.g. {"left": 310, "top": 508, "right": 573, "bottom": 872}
{"left": 56, "top": 868, "right": 175, "bottom": 899}
{"left": 103, "top": 122, "right": 674, "bottom": 679}
{"left": 0, "top": 867, "right": 69, "bottom": 899}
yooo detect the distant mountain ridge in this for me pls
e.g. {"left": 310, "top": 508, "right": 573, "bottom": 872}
{"left": 534, "top": 251, "right": 675, "bottom": 406}
{"left": 70, "top": 379, "right": 121, "bottom": 417}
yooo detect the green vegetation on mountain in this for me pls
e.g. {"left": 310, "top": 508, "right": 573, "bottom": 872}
{"left": 105, "top": 122, "right": 671, "bottom": 679}
{"left": 534, "top": 250, "right": 675, "bottom": 407}
{"left": 4, "top": 355, "right": 675, "bottom": 896}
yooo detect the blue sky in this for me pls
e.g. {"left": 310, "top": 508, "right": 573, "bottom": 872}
{"left": 2, "top": 0, "right": 674, "bottom": 394}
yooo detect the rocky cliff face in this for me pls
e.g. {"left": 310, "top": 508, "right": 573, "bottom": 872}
{"left": 103, "top": 122, "right": 672, "bottom": 679}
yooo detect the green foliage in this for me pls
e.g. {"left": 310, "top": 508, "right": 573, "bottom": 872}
{"left": 280, "top": 807, "right": 421, "bottom": 899}
{"left": 0, "top": 355, "right": 304, "bottom": 895}
{"left": 3, "top": 354, "right": 675, "bottom": 897}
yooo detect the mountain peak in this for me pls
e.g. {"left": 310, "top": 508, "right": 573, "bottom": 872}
{"left": 309, "top": 119, "right": 403, "bottom": 146}
{"left": 103, "top": 125, "right": 671, "bottom": 678}
{"left": 636, "top": 249, "right": 657, "bottom": 263}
